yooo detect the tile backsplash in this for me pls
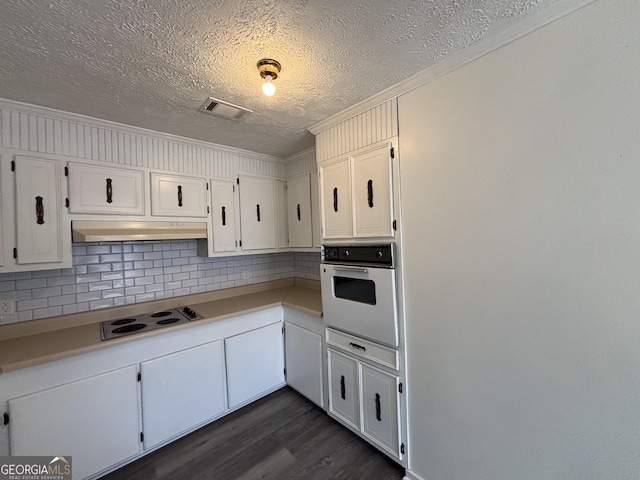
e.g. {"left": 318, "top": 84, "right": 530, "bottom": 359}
{"left": 0, "top": 242, "right": 320, "bottom": 325}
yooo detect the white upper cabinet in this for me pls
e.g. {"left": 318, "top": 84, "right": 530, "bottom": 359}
{"left": 209, "top": 178, "right": 238, "bottom": 253}
{"left": 352, "top": 142, "right": 395, "bottom": 238}
{"left": 68, "top": 162, "right": 145, "bottom": 215}
{"left": 319, "top": 156, "right": 352, "bottom": 239}
{"left": 14, "top": 156, "right": 71, "bottom": 267}
{"left": 319, "top": 139, "right": 396, "bottom": 240}
{"left": 276, "top": 179, "right": 289, "bottom": 249}
{"left": 238, "top": 174, "right": 276, "bottom": 251}
{"left": 151, "top": 173, "right": 208, "bottom": 217}
{"left": 287, "top": 173, "right": 313, "bottom": 248}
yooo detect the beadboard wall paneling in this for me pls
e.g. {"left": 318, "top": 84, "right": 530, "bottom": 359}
{"left": 285, "top": 148, "right": 317, "bottom": 178}
{"left": 0, "top": 104, "right": 285, "bottom": 180}
{"left": 314, "top": 99, "right": 398, "bottom": 163}
{"left": 0, "top": 247, "right": 320, "bottom": 325}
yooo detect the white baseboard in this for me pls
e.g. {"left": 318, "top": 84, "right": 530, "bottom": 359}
{"left": 404, "top": 469, "right": 427, "bottom": 480}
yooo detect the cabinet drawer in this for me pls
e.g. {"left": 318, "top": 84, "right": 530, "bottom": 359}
{"left": 326, "top": 328, "right": 398, "bottom": 370}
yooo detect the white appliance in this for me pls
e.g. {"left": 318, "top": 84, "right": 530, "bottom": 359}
{"left": 321, "top": 245, "right": 398, "bottom": 348}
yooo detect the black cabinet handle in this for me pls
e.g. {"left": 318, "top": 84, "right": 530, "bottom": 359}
{"left": 349, "top": 342, "right": 366, "bottom": 352}
{"left": 177, "top": 185, "right": 183, "bottom": 207}
{"left": 106, "top": 178, "right": 113, "bottom": 203}
{"left": 375, "top": 393, "right": 381, "bottom": 421}
{"left": 35, "top": 196, "right": 45, "bottom": 225}
{"left": 367, "top": 179, "right": 374, "bottom": 208}
{"left": 340, "top": 375, "right": 346, "bottom": 400}
{"left": 256, "top": 204, "right": 261, "bottom": 222}
{"left": 333, "top": 187, "right": 338, "bottom": 212}
{"left": 297, "top": 203, "right": 301, "bottom": 221}
{"left": 221, "top": 206, "right": 226, "bottom": 226}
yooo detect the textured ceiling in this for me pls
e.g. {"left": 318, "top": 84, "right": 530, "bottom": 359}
{"left": 0, "top": 0, "right": 558, "bottom": 158}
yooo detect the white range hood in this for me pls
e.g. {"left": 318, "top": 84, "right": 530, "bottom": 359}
{"left": 71, "top": 220, "right": 208, "bottom": 242}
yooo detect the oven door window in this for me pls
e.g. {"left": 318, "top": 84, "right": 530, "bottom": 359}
{"left": 333, "top": 276, "right": 376, "bottom": 305}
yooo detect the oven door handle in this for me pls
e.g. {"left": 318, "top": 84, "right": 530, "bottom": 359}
{"left": 333, "top": 266, "right": 368, "bottom": 274}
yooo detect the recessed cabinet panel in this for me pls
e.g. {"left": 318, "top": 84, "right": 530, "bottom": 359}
{"left": 284, "top": 322, "right": 323, "bottom": 407}
{"left": 328, "top": 348, "right": 360, "bottom": 430}
{"left": 360, "top": 363, "right": 400, "bottom": 456}
{"left": 352, "top": 143, "right": 394, "bottom": 238}
{"left": 151, "top": 173, "right": 208, "bottom": 217}
{"left": 141, "top": 341, "right": 226, "bottom": 449}
{"left": 68, "top": 162, "right": 145, "bottom": 215}
{"left": 238, "top": 174, "right": 276, "bottom": 250}
{"left": 287, "top": 173, "right": 313, "bottom": 247}
{"left": 225, "top": 321, "right": 284, "bottom": 408}
{"left": 8, "top": 365, "right": 140, "bottom": 480}
{"left": 15, "top": 156, "right": 64, "bottom": 264}
{"left": 210, "top": 179, "right": 237, "bottom": 253}
{"left": 320, "top": 157, "right": 352, "bottom": 239}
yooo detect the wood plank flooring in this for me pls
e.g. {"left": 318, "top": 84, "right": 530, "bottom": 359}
{"left": 101, "top": 387, "right": 405, "bottom": 480}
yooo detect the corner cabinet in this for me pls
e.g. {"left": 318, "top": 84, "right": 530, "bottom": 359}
{"left": 67, "top": 162, "right": 145, "bottom": 215}
{"left": 8, "top": 365, "right": 140, "bottom": 480}
{"left": 319, "top": 139, "right": 396, "bottom": 240}
{"left": 287, "top": 173, "right": 313, "bottom": 247}
{"left": 151, "top": 173, "right": 208, "bottom": 217}
{"left": 225, "top": 321, "right": 285, "bottom": 408}
{"left": 140, "top": 340, "right": 226, "bottom": 450}
{"left": 0, "top": 155, "right": 72, "bottom": 272}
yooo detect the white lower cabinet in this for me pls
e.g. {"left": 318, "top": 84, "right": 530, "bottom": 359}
{"left": 284, "top": 321, "right": 324, "bottom": 408}
{"left": 360, "top": 363, "right": 400, "bottom": 456}
{"left": 327, "top": 344, "right": 403, "bottom": 460}
{"left": 328, "top": 348, "right": 360, "bottom": 430}
{"left": 225, "top": 321, "right": 285, "bottom": 408}
{"left": 140, "top": 340, "right": 226, "bottom": 449}
{"left": 8, "top": 365, "right": 140, "bottom": 480}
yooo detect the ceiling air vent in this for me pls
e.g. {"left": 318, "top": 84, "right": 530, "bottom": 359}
{"left": 198, "top": 97, "right": 252, "bottom": 120}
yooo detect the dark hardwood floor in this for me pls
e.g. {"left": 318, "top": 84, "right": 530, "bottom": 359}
{"left": 101, "top": 387, "right": 405, "bottom": 480}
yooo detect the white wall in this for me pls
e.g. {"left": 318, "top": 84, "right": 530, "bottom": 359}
{"left": 398, "top": 0, "right": 640, "bottom": 479}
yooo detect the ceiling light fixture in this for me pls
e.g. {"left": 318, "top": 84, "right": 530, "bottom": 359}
{"left": 257, "top": 58, "right": 281, "bottom": 97}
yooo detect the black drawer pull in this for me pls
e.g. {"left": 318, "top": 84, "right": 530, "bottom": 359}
{"left": 367, "top": 179, "right": 374, "bottom": 208}
{"left": 177, "top": 185, "right": 183, "bottom": 207}
{"left": 35, "top": 196, "right": 45, "bottom": 225}
{"left": 106, "top": 178, "right": 113, "bottom": 203}
{"left": 375, "top": 393, "right": 381, "bottom": 421}
{"left": 256, "top": 204, "right": 261, "bottom": 222}
{"left": 297, "top": 203, "right": 301, "bottom": 221}
{"left": 340, "top": 375, "right": 346, "bottom": 400}
{"left": 333, "top": 187, "right": 338, "bottom": 212}
{"left": 221, "top": 206, "right": 226, "bottom": 226}
{"left": 349, "top": 342, "right": 366, "bottom": 352}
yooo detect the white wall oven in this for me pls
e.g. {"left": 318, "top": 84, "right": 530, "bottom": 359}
{"left": 321, "top": 244, "right": 398, "bottom": 348}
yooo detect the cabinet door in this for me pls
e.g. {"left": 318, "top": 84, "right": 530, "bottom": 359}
{"left": 14, "top": 156, "right": 66, "bottom": 265}
{"left": 68, "top": 162, "right": 145, "bottom": 215}
{"left": 8, "top": 365, "right": 140, "bottom": 480}
{"left": 352, "top": 143, "right": 394, "bottom": 238}
{"left": 360, "top": 363, "right": 401, "bottom": 457}
{"left": 276, "top": 179, "right": 289, "bottom": 249}
{"left": 210, "top": 179, "right": 237, "bottom": 253}
{"left": 327, "top": 348, "right": 360, "bottom": 430}
{"left": 287, "top": 173, "right": 313, "bottom": 247}
{"left": 319, "top": 157, "right": 352, "bottom": 239}
{"left": 141, "top": 341, "right": 226, "bottom": 449}
{"left": 225, "top": 321, "right": 284, "bottom": 408}
{"left": 151, "top": 173, "right": 208, "bottom": 217}
{"left": 284, "top": 322, "right": 323, "bottom": 407}
{"left": 238, "top": 174, "right": 276, "bottom": 250}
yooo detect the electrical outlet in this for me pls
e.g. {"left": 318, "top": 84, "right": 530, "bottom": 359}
{"left": 0, "top": 299, "right": 15, "bottom": 315}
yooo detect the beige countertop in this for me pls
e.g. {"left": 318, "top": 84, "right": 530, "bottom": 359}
{"left": 0, "top": 278, "right": 321, "bottom": 375}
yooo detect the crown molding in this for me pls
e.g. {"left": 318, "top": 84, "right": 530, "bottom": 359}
{"left": 0, "top": 97, "right": 286, "bottom": 164}
{"left": 308, "top": 0, "right": 595, "bottom": 135}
